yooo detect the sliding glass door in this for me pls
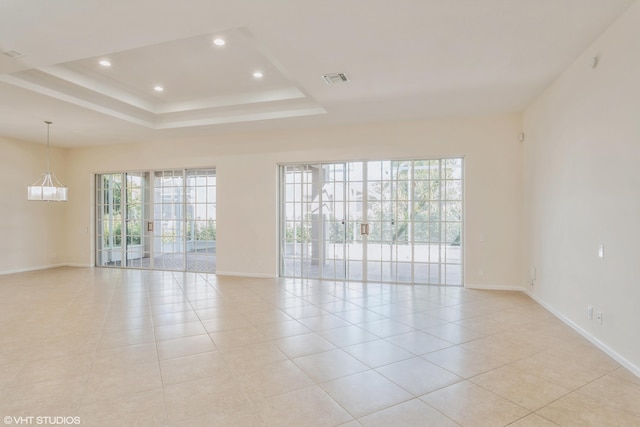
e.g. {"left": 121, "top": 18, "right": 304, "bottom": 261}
{"left": 96, "top": 168, "right": 216, "bottom": 272}
{"left": 280, "top": 158, "right": 463, "bottom": 285}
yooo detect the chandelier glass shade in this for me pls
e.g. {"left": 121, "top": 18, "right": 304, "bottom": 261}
{"left": 27, "top": 121, "right": 68, "bottom": 202}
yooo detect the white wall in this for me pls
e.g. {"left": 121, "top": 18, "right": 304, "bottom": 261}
{"left": 0, "top": 137, "right": 67, "bottom": 273}
{"left": 65, "top": 114, "right": 523, "bottom": 287}
{"left": 523, "top": 1, "right": 640, "bottom": 373}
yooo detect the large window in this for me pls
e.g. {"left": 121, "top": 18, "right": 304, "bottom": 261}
{"left": 96, "top": 168, "right": 216, "bottom": 272}
{"left": 279, "top": 159, "right": 463, "bottom": 285}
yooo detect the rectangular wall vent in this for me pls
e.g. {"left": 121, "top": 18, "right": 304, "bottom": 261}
{"left": 322, "top": 72, "right": 349, "bottom": 84}
{"left": 2, "top": 49, "right": 24, "bottom": 59}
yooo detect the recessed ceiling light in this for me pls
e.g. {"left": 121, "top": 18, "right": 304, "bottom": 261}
{"left": 99, "top": 59, "right": 111, "bottom": 67}
{"left": 154, "top": 86, "right": 164, "bottom": 92}
{"left": 213, "top": 38, "right": 225, "bottom": 46}
{"left": 253, "top": 71, "right": 263, "bottom": 78}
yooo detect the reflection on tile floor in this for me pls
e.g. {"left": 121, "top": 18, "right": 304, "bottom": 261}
{"left": 0, "top": 267, "right": 638, "bottom": 426}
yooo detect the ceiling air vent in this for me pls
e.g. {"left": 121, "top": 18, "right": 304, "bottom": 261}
{"left": 322, "top": 72, "right": 349, "bottom": 84}
{"left": 2, "top": 49, "right": 24, "bottom": 59}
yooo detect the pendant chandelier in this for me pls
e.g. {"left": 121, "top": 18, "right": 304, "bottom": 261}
{"left": 27, "top": 121, "right": 68, "bottom": 202}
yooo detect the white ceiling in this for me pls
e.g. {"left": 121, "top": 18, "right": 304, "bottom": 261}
{"left": 0, "top": 0, "right": 635, "bottom": 147}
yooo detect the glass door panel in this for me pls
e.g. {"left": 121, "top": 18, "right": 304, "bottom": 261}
{"left": 344, "top": 162, "right": 364, "bottom": 281}
{"left": 320, "top": 163, "right": 347, "bottom": 280}
{"left": 125, "top": 172, "right": 151, "bottom": 268}
{"left": 96, "top": 173, "right": 124, "bottom": 267}
{"left": 186, "top": 169, "right": 217, "bottom": 273}
{"left": 281, "top": 165, "right": 305, "bottom": 278}
{"left": 280, "top": 164, "right": 348, "bottom": 280}
{"left": 365, "top": 160, "right": 412, "bottom": 283}
{"left": 153, "top": 170, "right": 185, "bottom": 271}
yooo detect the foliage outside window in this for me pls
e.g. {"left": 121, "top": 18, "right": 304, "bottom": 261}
{"left": 101, "top": 177, "right": 142, "bottom": 246}
{"left": 284, "top": 221, "right": 312, "bottom": 243}
{"left": 367, "top": 159, "right": 461, "bottom": 245}
{"left": 187, "top": 221, "right": 217, "bottom": 241}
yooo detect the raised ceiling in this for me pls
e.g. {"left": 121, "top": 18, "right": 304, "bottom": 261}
{"left": 0, "top": 0, "right": 635, "bottom": 147}
{"left": 2, "top": 28, "right": 323, "bottom": 131}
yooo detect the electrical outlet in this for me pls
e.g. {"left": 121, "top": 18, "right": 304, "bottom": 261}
{"left": 529, "top": 266, "right": 536, "bottom": 286}
{"left": 587, "top": 306, "right": 593, "bottom": 320}
{"left": 596, "top": 310, "right": 603, "bottom": 325}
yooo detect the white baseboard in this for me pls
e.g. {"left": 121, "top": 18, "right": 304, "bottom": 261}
{"left": 0, "top": 263, "right": 68, "bottom": 276}
{"left": 465, "top": 283, "right": 524, "bottom": 291}
{"left": 214, "top": 271, "right": 278, "bottom": 279}
{"left": 0, "top": 263, "right": 97, "bottom": 276}
{"left": 1, "top": 266, "right": 277, "bottom": 278}
{"left": 524, "top": 289, "right": 640, "bottom": 379}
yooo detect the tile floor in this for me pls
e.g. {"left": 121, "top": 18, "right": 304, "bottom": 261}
{"left": 0, "top": 267, "right": 638, "bottom": 426}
